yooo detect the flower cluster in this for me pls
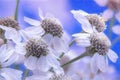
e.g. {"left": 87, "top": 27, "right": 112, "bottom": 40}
{"left": 0, "top": 1, "right": 119, "bottom": 80}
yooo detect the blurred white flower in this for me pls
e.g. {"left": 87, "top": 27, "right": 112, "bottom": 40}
{"left": 112, "top": 25, "right": 120, "bottom": 35}
{"left": 0, "top": 44, "right": 22, "bottom": 80}
{"left": 15, "top": 37, "right": 63, "bottom": 73}
{"left": 71, "top": 10, "right": 106, "bottom": 33}
{"left": 24, "top": 8, "right": 69, "bottom": 57}
{"left": 94, "top": 0, "right": 120, "bottom": 22}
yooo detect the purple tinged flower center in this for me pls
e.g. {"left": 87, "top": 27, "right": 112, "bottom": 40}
{"left": 86, "top": 14, "right": 106, "bottom": 32}
{"left": 0, "top": 18, "right": 20, "bottom": 30}
{"left": 41, "top": 18, "right": 63, "bottom": 37}
{"left": 49, "top": 74, "right": 71, "bottom": 80}
{"left": 90, "top": 33, "right": 110, "bottom": 55}
{"left": 25, "top": 39, "right": 49, "bottom": 58}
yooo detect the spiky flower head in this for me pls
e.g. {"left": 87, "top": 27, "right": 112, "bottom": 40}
{"left": 88, "top": 33, "right": 111, "bottom": 55}
{"left": 25, "top": 38, "right": 49, "bottom": 58}
{"left": 41, "top": 18, "right": 63, "bottom": 37}
{"left": 86, "top": 14, "right": 106, "bottom": 32}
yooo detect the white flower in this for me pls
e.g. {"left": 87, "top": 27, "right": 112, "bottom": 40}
{"left": 15, "top": 37, "right": 63, "bottom": 73}
{"left": 24, "top": 8, "right": 69, "bottom": 57}
{"left": 0, "top": 44, "right": 22, "bottom": 80}
{"left": 71, "top": 10, "right": 106, "bottom": 33}
{"left": 94, "top": 0, "right": 120, "bottom": 22}
{"left": 73, "top": 31, "right": 118, "bottom": 73}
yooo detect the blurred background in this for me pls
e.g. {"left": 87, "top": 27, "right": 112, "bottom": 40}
{"left": 0, "top": 0, "right": 120, "bottom": 78}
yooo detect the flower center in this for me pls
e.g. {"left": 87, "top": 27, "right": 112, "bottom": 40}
{"left": 107, "top": 0, "right": 120, "bottom": 11}
{"left": 0, "top": 18, "right": 20, "bottom": 30}
{"left": 90, "top": 33, "right": 111, "bottom": 55}
{"left": 41, "top": 18, "right": 63, "bottom": 37}
{"left": 86, "top": 14, "right": 106, "bottom": 32}
{"left": 25, "top": 39, "right": 49, "bottom": 58}
{"left": 49, "top": 74, "right": 71, "bottom": 80}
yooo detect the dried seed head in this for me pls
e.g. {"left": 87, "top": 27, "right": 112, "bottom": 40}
{"left": 49, "top": 74, "right": 72, "bottom": 80}
{"left": 41, "top": 18, "right": 63, "bottom": 37}
{"left": 90, "top": 33, "right": 111, "bottom": 55}
{"left": 107, "top": 0, "right": 120, "bottom": 11}
{"left": 0, "top": 18, "right": 20, "bottom": 30}
{"left": 86, "top": 14, "right": 106, "bottom": 32}
{"left": 25, "top": 39, "right": 49, "bottom": 58}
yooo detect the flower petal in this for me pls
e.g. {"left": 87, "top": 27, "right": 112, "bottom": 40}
{"left": 115, "top": 11, "right": 120, "bottom": 23}
{"left": 24, "top": 16, "right": 40, "bottom": 26}
{"left": 94, "top": 0, "right": 108, "bottom": 6}
{"left": 90, "top": 53, "right": 99, "bottom": 74}
{"left": 37, "top": 56, "right": 50, "bottom": 72}
{"left": 112, "top": 25, "right": 120, "bottom": 35}
{"left": 24, "top": 56, "right": 37, "bottom": 70}
{"left": 96, "top": 54, "right": 108, "bottom": 72}
{"left": 71, "top": 10, "right": 93, "bottom": 33}
{"left": 38, "top": 8, "right": 44, "bottom": 20}
{"left": 107, "top": 49, "right": 118, "bottom": 62}
{"left": 102, "top": 9, "right": 114, "bottom": 20}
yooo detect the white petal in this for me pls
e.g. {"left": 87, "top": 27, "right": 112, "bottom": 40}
{"left": 71, "top": 10, "right": 93, "bottom": 33}
{"left": 107, "top": 49, "right": 118, "bottom": 62}
{"left": 15, "top": 43, "right": 26, "bottom": 55}
{"left": 102, "top": 9, "right": 114, "bottom": 20}
{"left": 96, "top": 54, "right": 108, "bottom": 72}
{"left": 90, "top": 53, "right": 98, "bottom": 74}
{"left": 37, "top": 56, "right": 50, "bottom": 72}
{"left": 19, "top": 26, "right": 44, "bottom": 41}
{"left": 51, "top": 37, "right": 69, "bottom": 56}
{"left": 73, "top": 33, "right": 91, "bottom": 47}
{"left": 1, "top": 68, "right": 22, "bottom": 80}
{"left": 47, "top": 54, "right": 60, "bottom": 68}
{"left": 24, "top": 16, "right": 40, "bottom": 26}
{"left": 42, "top": 34, "right": 53, "bottom": 45}
{"left": 115, "top": 11, "right": 120, "bottom": 23}
{"left": 94, "top": 0, "right": 108, "bottom": 6}
{"left": 112, "top": 25, "right": 120, "bottom": 35}
{"left": 38, "top": 8, "right": 44, "bottom": 20}
{"left": 26, "top": 75, "right": 48, "bottom": 80}
{"left": 0, "top": 25, "right": 21, "bottom": 43}
{"left": 2, "top": 53, "right": 19, "bottom": 67}
{"left": 24, "top": 56, "right": 37, "bottom": 70}
{"left": 1, "top": 48, "right": 14, "bottom": 63}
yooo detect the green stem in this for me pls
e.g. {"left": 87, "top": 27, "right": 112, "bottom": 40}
{"left": 14, "top": 0, "right": 20, "bottom": 20}
{"left": 69, "top": 39, "right": 75, "bottom": 47}
{"left": 23, "top": 69, "right": 30, "bottom": 80}
{"left": 61, "top": 51, "right": 88, "bottom": 67}
{"left": 112, "top": 36, "right": 120, "bottom": 46}
{"left": 108, "top": 16, "right": 115, "bottom": 39}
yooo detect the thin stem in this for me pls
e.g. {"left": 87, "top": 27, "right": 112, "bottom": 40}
{"left": 14, "top": 0, "right": 20, "bottom": 20}
{"left": 61, "top": 51, "right": 88, "bottom": 67}
{"left": 69, "top": 39, "right": 75, "bottom": 47}
{"left": 23, "top": 69, "right": 30, "bottom": 80}
{"left": 108, "top": 16, "right": 115, "bottom": 39}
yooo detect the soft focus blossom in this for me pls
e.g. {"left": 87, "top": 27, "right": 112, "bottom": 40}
{"left": 94, "top": 0, "right": 120, "bottom": 22}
